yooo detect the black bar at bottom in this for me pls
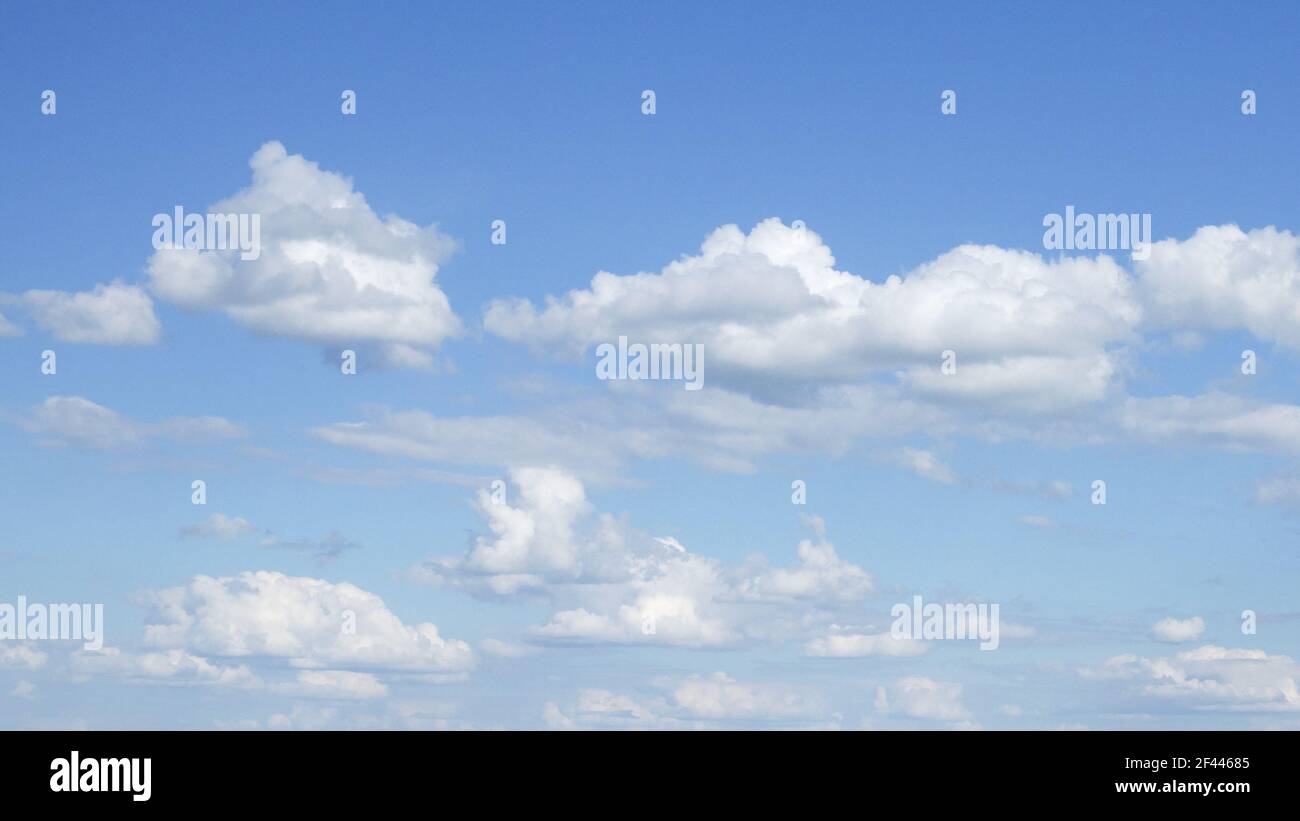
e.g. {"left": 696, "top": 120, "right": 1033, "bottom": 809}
{"left": 4, "top": 730, "right": 1288, "bottom": 807}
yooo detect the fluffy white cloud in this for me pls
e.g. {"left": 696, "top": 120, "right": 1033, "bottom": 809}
{"left": 22, "top": 281, "right": 160, "bottom": 345}
{"left": 544, "top": 673, "right": 821, "bottom": 728}
{"left": 272, "top": 670, "right": 388, "bottom": 700}
{"left": 458, "top": 218, "right": 1300, "bottom": 472}
{"left": 528, "top": 545, "right": 740, "bottom": 647}
{"left": 486, "top": 218, "right": 1140, "bottom": 409}
{"left": 875, "top": 676, "right": 970, "bottom": 722}
{"left": 416, "top": 467, "right": 873, "bottom": 647}
{"left": 180, "top": 513, "right": 259, "bottom": 541}
{"left": 415, "top": 466, "right": 632, "bottom": 594}
{"left": 17, "top": 396, "right": 246, "bottom": 450}
{"left": 1152, "top": 616, "right": 1206, "bottom": 643}
{"left": 900, "top": 352, "right": 1121, "bottom": 414}
{"left": 805, "top": 631, "right": 928, "bottom": 657}
{"left": 1083, "top": 645, "right": 1300, "bottom": 712}
{"left": 456, "top": 467, "right": 590, "bottom": 577}
{"left": 1137, "top": 224, "right": 1300, "bottom": 347}
{"left": 21, "top": 395, "right": 145, "bottom": 449}
{"left": 671, "top": 672, "right": 817, "bottom": 718}
{"left": 141, "top": 571, "right": 474, "bottom": 673}
{"left": 733, "top": 535, "right": 874, "bottom": 603}
{"left": 488, "top": 218, "right": 1300, "bottom": 391}
{"left": 0, "top": 643, "right": 48, "bottom": 670}
{"left": 146, "top": 142, "right": 461, "bottom": 368}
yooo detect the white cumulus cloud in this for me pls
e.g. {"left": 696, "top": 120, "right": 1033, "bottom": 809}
{"left": 146, "top": 141, "right": 461, "bottom": 368}
{"left": 141, "top": 571, "right": 475, "bottom": 673}
{"left": 1083, "top": 644, "right": 1300, "bottom": 712}
{"left": 1151, "top": 616, "right": 1206, "bottom": 643}
{"left": 22, "top": 281, "right": 160, "bottom": 345}
{"left": 875, "top": 676, "right": 971, "bottom": 722}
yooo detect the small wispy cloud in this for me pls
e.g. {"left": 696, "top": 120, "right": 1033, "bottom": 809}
{"left": 882, "top": 447, "right": 956, "bottom": 485}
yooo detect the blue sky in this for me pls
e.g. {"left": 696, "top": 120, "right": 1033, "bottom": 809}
{"left": 2, "top": 1, "right": 1299, "bottom": 729}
